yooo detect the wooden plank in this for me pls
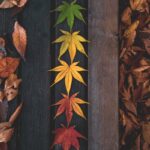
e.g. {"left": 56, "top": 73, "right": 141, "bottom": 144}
{"left": 88, "top": 0, "right": 119, "bottom": 149}
{"left": 50, "top": 0, "right": 88, "bottom": 149}
{"left": 12, "top": 0, "right": 51, "bottom": 150}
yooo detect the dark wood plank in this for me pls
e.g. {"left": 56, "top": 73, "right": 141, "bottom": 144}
{"left": 50, "top": 0, "right": 88, "bottom": 150}
{"left": 13, "top": 0, "right": 51, "bottom": 150}
{"left": 88, "top": 0, "right": 119, "bottom": 149}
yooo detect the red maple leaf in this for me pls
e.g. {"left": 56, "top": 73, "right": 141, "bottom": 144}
{"left": 53, "top": 93, "right": 88, "bottom": 125}
{"left": 51, "top": 125, "right": 86, "bottom": 150}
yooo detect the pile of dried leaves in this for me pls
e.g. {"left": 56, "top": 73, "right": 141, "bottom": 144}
{"left": 0, "top": 0, "right": 27, "bottom": 149}
{"left": 119, "top": 0, "right": 150, "bottom": 149}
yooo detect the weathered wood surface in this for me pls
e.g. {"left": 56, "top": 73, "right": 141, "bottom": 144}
{"left": 88, "top": 0, "right": 119, "bottom": 150}
{"left": 50, "top": 0, "right": 88, "bottom": 150}
{"left": 11, "top": 0, "right": 50, "bottom": 150}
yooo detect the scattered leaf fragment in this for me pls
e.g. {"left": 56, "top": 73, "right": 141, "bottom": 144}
{"left": 121, "top": 7, "right": 132, "bottom": 25}
{"left": 9, "top": 102, "right": 23, "bottom": 125}
{"left": 0, "top": 128, "right": 14, "bottom": 143}
{"left": 142, "top": 122, "right": 150, "bottom": 144}
{"left": 130, "top": 0, "right": 149, "bottom": 12}
{"left": 12, "top": 21, "right": 27, "bottom": 60}
{"left": 0, "top": 0, "right": 27, "bottom": 8}
{"left": 143, "top": 38, "right": 150, "bottom": 54}
{"left": 0, "top": 57, "right": 20, "bottom": 78}
{"left": 4, "top": 73, "right": 21, "bottom": 101}
{"left": 0, "top": 38, "right": 6, "bottom": 59}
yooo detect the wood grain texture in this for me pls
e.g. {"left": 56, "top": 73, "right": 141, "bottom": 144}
{"left": 88, "top": 0, "right": 119, "bottom": 150}
{"left": 50, "top": 0, "right": 88, "bottom": 150}
{"left": 13, "top": 0, "right": 50, "bottom": 150}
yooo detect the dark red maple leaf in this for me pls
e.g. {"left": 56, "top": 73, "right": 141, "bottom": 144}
{"left": 51, "top": 125, "right": 86, "bottom": 150}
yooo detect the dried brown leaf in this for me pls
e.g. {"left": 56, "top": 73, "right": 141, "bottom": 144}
{"left": 4, "top": 88, "right": 18, "bottom": 102}
{"left": 0, "top": 0, "right": 27, "bottom": 8}
{"left": 0, "top": 38, "right": 5, "bottom": 48}
{"left": 130, "top": 0, "right": 149, "bottom": 12}
{"left": 142, "top": 122, "right": 150, "bottom": 144}
{"left": 0, "top": 57, "right": 20, "bottom": 78}
{"left": 9, "top": 102, "right": 23, "bottom": 125}
{"left": 121, "top": 7, "right": 132, "bottom": 25}
{"left": 0, "top": 128, "right": 14, "bottom": 143}
{"left": 143, "top": 38, "right": 150, "bottom": 54}
{"left": 0, "top": 122, "right": 11, "bottom": 131}
{"left": 145, "top": 99, "right": 150, "bottom": 107}
{"left": 12, "top": 22, "right": 27, "bottom": 60}
{"left": 5, "top": 74, "right": 21, "bottom": 89}
{"left": 0, "top": 92, "right": 5, "bottom": 102}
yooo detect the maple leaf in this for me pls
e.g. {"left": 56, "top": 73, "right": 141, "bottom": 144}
{"left": 55, "top": 0, "right": 85, "bottom": 30}
{"left": 0, "top": 57, "right": 20, "bottom": 78}
{"left": 53, "top": 93, "right": 88, "bottom": 124}
{"left": 54, "top": 30, "right": 88, "bottom": 62}
{"left": 12, "top": 21, "right": 27, "bottom": 60}
{"left": 51, "top": 125, "right": 86, "bottom": 150}
{"left": 50, "top": 60, "right": 87, "bottom": 94}
{"left": 0, "top": 0, "right": 27, "bottom": 8}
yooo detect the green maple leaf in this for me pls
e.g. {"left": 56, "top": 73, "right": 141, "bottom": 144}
{"left": 55, "top": 0, "right": 85, "bottom": 30}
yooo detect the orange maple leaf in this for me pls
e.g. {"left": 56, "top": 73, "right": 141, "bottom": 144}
{"left": 53, "top": 93, "right": 88, "bottom": 124}
{"left": 51, "top": 125, "right": 86, "bottom": 150}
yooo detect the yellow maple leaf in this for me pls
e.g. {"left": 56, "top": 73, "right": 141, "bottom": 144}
{"left": 53, "top": 30, "right": 88, "bottom": 62}
{"left": 50, "top": 60, "right": 87, "bottom": 94}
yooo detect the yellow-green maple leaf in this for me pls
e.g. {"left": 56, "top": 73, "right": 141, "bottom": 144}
{"left": 50, "top": 60, "right": 87, "bottom": 94}
{"left": 54, "top": 30, "right": 88, "bottom": 62}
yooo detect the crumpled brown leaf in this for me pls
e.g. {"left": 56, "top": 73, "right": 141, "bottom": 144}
{"left": 123, "top": 20, "right": 140, "bottom": 48}
{"left": 0, "top": 102, "right": 23, "bottom": 146}
{"left": 0, "top": 57, "right": 20, "bottom": 78}
{"left": 142, "top": 122, "right": 150, "bottom": 144}
{"left": 9, "top": 102, "right": 23, "bottom": 125}
{"left": 0, "top": 74, "right": 22, "bottom": 102}
{"left": 143, "top": 38, "right": 150, "bottom": 54}
{"left": 0, "top": 128, "right": 14, "bottom": 143}
{"left": 0, "top": 38, "right": 5, "bottom": 48}
{"left": 0, "top": 0, "right": 27, "bottom": 9}
{"left": 12, "top": 21, "right": 27, "bottom": 60}
{"left": 130, "top": 0, "right": 149, "bottom": 12}
{"left": 121, "top": 7, "right": 132, "bottom": 25}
